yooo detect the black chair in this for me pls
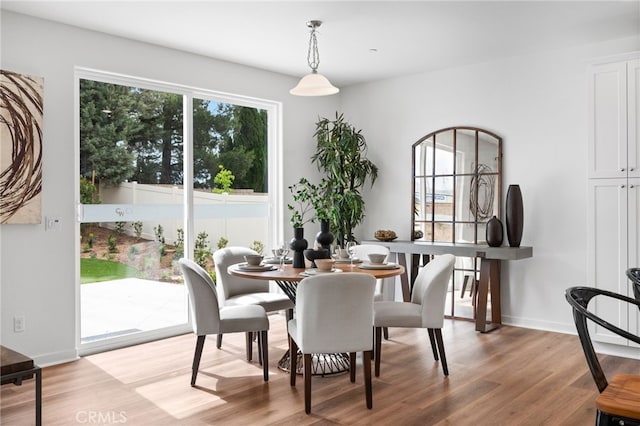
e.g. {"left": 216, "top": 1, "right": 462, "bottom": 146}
{"left": 627, "top": 268, "right": 640, "bottom": 302}
{"left": 565, "top": 286, "right": 640, "bottom": 425}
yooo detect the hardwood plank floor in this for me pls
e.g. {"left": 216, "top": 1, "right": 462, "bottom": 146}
{"left": 2, "top": 315, "right": 639, "bottom": 425}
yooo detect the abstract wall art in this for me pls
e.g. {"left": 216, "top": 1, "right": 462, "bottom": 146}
{"left": 1, "top": 70, "right": 44, "bottom": 224}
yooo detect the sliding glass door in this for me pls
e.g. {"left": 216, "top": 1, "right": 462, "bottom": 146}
{"left": 77, "top": 69, "right": 281, "bottom": 353}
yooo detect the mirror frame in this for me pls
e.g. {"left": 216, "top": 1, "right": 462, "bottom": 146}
{"left": 411, "top": 126, "right": 503, "bottom": 244}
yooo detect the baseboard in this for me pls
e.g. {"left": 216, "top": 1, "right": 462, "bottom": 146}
{"left": 503, "top": 315, "right": 640, "bottom": 360}
{"left": 34, "top": 349, "right": 79, "bottom": 368}
{"left": 502, "top": 315, "right": 576, "bottom": 335}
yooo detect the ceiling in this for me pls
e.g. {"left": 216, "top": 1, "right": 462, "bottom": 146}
{"left": 2, "top": 1, "right": 639, "bottom": 87}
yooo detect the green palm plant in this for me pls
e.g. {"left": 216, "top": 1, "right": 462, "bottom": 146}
{"left": 312, "top": 113, "right": 378, "bottom": 247}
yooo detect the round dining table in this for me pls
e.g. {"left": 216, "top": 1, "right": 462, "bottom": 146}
{"left": 229, "top": 260, "right": 405, "bottom": 376}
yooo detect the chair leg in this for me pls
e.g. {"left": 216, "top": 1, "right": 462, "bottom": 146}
{"left": 460, "top": 275, "right": 470, "bottom": 298}
{"left": 246, "top": 332, "right": 253, "bottom": 361}
{"left": 383, "top": 327, "right": 389, "bottom": 340}
{"left": 433, "top": 328, "right": 449, "bottom": 376}
{"left": 350, "top": 352, "right": 357, "bottom": 382}
{"left": 191, "top": 335, "right": 206, "bottom": 386}
{"left": 374, "top": 327, "right": 382, "bottom": 377}
{"left": 216, "top": 334, "right": 223, "bottom": 349}
{"left": 259, "top": 330, "right": 269, "bottom": 382}
{"left": 304, "top": 353, "right": 312, "bottom": 414}
{"left": 427, "top": 328, "right": 439, "bottom": 361}
{"left": 289, "top": 336, "right": 298, "bottom": 387}
{"left": 363, "top": 350, "right": 373, "bottom": 409}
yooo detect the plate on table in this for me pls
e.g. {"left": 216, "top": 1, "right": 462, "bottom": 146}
{"left": 334, "top": 258, "right": 363, "bottom": 264}
{"left": 358, "top": 262, "right": 400, "bottom": 270}
{"left": 264, "top": 257, "right": 293, "bottom": 265}
{"left": 300, "top": 268, "right": 343, "bottom": 277}
{"left": 236, "top": 263, "right": 276, "bottom": 272}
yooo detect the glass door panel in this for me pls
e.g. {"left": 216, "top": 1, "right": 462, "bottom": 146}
{"left": 79, "top": 79, "right": 187, "bottom": 347}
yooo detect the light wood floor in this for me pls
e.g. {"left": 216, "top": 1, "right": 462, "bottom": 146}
{"left": 2, "top": 316, "right": 639, "bottom": 425}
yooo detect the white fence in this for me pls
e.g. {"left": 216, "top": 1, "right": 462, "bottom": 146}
{"left": 82, "top": 182, "right": 269, "bottom": 250}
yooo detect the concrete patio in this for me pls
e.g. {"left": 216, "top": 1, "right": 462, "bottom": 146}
{"left": 81, "top": 278, "right": 188, "bottom": 343}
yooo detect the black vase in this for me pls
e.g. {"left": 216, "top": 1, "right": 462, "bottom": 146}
{"left": 315, "top": 220, "right": 334, "bottom": 250}
{"left": 486, "top": 216, "right": 504, "bottom": 247}
{"left": 290, "top": 227, "right": 308, "bottom": 268}
{"left": 506, "top": 184, "right": 524, "bottom": 248}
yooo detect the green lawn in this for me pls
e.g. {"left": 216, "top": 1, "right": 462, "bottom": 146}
{"left": 80, "top": 258, "right": 140, "bottom": 284}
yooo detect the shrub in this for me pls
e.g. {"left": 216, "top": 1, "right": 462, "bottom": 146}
{"left": 108, "top": 235, "right": 118, "bottom": 253}
{"left": 128, "top": 245, "right": 139, "bottom": 261}
{"left": 250, "top": 240, "right": 264, "bottom": 255}
{"left": 132, "top": 221, "right": 143, "bottom": 239}
{"left": 217, "top": 236, "right": 228, "bottom": 250}
{"left": 195, "top": 232, "right": 213, "bottom": 269}
{"left": 173, "top": 228, "right": 184, "bottom": 260}
{"left": 115, "top": 221, "right": 126, "bottom": 234}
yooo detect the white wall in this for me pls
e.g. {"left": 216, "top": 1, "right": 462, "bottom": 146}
{"left": 0, "top": 11, "right": 337, "bottom": 365}
{"left": 341, "top": 37, "right": 640, "bottom": 335}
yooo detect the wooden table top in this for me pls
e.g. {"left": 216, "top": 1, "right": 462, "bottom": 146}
{"left": 1, "top": 345, "right": 34, "bottom": 377}
{"left": 229, "top": 262, "right": 405, "bottom": 282}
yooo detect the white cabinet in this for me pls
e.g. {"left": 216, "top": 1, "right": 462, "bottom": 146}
{"left": 587, "top": 54, "right": 640, "bottom": 346}
{"left": 588, "top": 58, "right": 640, "bottom": 179}
{"left": 587, "top": 179, "right": 639, "bottom": 344}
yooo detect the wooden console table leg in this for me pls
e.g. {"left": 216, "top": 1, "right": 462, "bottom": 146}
{"left": 475, "top": 258, "right": 502, "bottom": 333}
{"left": 490, "top": 259, "right": 502, "bottom": 326}
{"left": 397, "top": 253, "right": 411, "bottom": 302}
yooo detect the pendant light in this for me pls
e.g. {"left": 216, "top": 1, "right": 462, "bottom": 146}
{"left": 290, "top": 20, "right": 339, "bottom": 96}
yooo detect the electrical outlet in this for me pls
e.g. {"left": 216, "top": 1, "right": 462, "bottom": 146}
{"left": 13, "top": 316, "right": 25, "bottom": 333}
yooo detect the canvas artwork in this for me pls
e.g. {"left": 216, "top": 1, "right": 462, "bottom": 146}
{"left": 0, "top": 70, "right": 44, "bottom": 224}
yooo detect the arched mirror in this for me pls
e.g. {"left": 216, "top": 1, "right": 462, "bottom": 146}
{"left": 412, "top": 127, "right": 502, "bottom": 243}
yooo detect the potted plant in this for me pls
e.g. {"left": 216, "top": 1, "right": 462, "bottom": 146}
{"left": 312, "top": 179, "right": 335, "bottom": 250}
{"left": 312, "top": 113, "right": 378, "bottom": 247}
{"left": 287, "top": 178, "right": 317, "bottom": 267}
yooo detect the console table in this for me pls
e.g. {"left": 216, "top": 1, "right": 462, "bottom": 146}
{"left": 1, "top": 345, "right": 42, "bottom": 425}
{"left": 362, "top": 240, "right": 533, "bottom": 332}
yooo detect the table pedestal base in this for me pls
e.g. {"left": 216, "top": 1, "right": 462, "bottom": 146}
{"left": 277, "top": 351, "right": 350, "bottom": 376}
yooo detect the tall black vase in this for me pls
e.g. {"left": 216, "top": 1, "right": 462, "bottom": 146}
{"left": 315, "top": 220, "right": 334, "bottom": 251}
{"left": 290, "top": 227, "right": 308, "bottom": 268}
{"left": 486, "top": 216, "right": 504, "bottom": 247}
{"left": 506, "top": 184, "right": 524, "bottom": 248}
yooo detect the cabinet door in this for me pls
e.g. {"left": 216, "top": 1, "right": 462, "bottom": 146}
{"left": 588, "top": 62, "right": 627, "bottom": 178}
{"left": 587, "top": 179, "right": 630, "bottom": 344}
{"left": 629, "top": 179, "right": 639, "bottom": 338}
{"left": 628, "top": 60, "right": 640, "bottom": 179}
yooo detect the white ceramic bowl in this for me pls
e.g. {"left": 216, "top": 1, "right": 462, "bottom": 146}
{"left": 368, "top": 253, "right": 387, "bottom": 264}
{"left": 244, "top": 254, "right": 264, "bottom": 266}
{"left": 315, "top": 258, "right": 336, "bottom": 272}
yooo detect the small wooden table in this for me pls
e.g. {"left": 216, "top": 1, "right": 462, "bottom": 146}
{"left": 1, "top": 345, "right": 42, "bottom": 426}
{"left": 230, "top": 262, "right": 405, "bottom": 375}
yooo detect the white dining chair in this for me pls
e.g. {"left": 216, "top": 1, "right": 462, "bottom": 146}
{"left": 373, "top": 254, "right": 455, "bottom": 377}
{"left": 352, "top": 244, "right": 394, "bottom": 339}
{"left": 213, "top": 246, "right": 294, "bottom": 354}
{"left": 288, "top": 272, "right": 376, "bottom": 414}
{"left": 178, "top": 258, "right": 270, "bottom": 384}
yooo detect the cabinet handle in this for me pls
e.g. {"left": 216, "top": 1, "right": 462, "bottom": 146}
{"left": 631, "top": 185, "right": 635, "bottom": 188}
{"left": 631, "top": 168, "right": 635, "bottom": 172}
{"left": 621, "top": 168, "right": 626, "bottom": 172}
{"left": 621, "top": 185, "right": 626, "bottom": 188}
